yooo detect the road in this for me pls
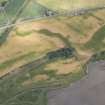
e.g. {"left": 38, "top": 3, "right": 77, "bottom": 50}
{"left": 0, "top": 4, "right": 105, "bottom": 30}
{"left": 48, "top": 61, "right": 105, "bottom": 105}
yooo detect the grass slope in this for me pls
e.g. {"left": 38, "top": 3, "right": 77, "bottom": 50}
{"left": 37, "top": 0, "right": 105, "bottom": 12}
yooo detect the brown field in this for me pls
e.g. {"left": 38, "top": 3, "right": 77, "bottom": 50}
{"left": 1, "top": 9, "right": 105, "bottom": 78}
{"left": 33, "top": 74, "right": 49, "bottom": 82}
{"left": 22, "top": 74, "right": 49, "bottom": 86}
{"left": 16, "top": 9, "right": 105, "bottom": 64}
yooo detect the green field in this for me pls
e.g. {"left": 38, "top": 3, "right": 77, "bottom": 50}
{"left": 85, "top": 25, "right": 105, "bottom": 51}
{"left": 0, "top": 89, "right": 47, "bottom": 105}
{"left": 37, "top": 0, "right": 105, "bottom": 12}
{"left": 0, "top": 0, "right": 27, "bottom": 24}
{"left": 19, "top": 1, "right": 47, "bottom": 20}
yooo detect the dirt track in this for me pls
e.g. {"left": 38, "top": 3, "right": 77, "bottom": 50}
{"left": 48, "top": 61, "right": 105, "bottom": 105}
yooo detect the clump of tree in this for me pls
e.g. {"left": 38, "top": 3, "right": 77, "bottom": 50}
{"left": 46, "top": 47, "right": 74, "bottom": 60}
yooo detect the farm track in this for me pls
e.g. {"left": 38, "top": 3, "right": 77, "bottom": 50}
{"left": 0, "top": 2, "right": 105, "bottom": 30}
{"left": 0, "top": 0, "right": 29, "bottom": 45}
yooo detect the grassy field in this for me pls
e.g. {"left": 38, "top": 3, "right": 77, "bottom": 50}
{"left": 5, "top": 0, "right": 27, "bottom": 20}
{"left": 0, "top": 87, "right": 47, "bottom": 105}
{"left": 85, "top": 25, "right": 105, "bottom": 51}
{"left": 36, "top": 0, "right": 105, "bottom": 12}
{"left": 15, "top": 9, "right": 105, "bottom": 62}
{"left": 19, "top": 1, "right": 47, "bottom": 20}
{"left": 1, "top": 8, "right": 105, "bottom": 80}
{"left": 1, "top": 2, "right": 105, "bottom": 105}
{"left": 0, "top": 0, "right": 48, "bottom": 27}
{"left": 0, "top": 0, "right": 27, "bottom": 26}
{"left": 0, "top": 28, "right": 62, "bottom": 76}
{"left": 0, "top": 11, "right": 8, "bottom": 25}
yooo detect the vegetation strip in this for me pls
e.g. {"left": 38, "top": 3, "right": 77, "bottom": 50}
{"left": 85, "top": 25, "right": 105, "bottom": 51}
{"left": 0, "top": 51, "right": 36, "bottom": 70}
